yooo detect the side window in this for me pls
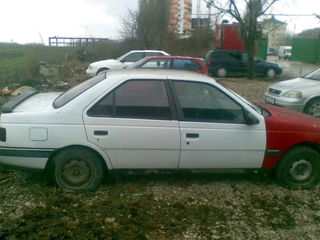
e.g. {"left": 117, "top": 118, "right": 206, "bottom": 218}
{"left": 172, "top": 59, "right": 201, "bottom": 71}
{"left": 88, "top": 80, "right": 172, "bottom": 120}
{"left": 122, "top": 52, "right": 145, "bottom": 62}
{"left": 140, "top": 59, "right": 170, "bottom": 69}
{"left": 173, "top": 81, "right": 245, "bottom": 123}
{"left": 145, "top": 52, "right": 165, "bottom": 57}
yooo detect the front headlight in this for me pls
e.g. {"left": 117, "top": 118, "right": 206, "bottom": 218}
{"left": 282, "top": 91, "right": 303, "bottom": 98}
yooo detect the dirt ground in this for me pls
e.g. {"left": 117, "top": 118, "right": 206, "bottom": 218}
{"left": 1, "top": 78, "right": 320, "bottom": 240}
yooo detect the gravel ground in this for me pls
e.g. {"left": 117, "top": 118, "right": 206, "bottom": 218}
{"left": 1, "top": 78, "right": 320, "bottom": 240}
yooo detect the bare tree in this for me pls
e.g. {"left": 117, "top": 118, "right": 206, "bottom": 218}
{"left": 122, "top": 0, "right": 173, "bottom": 49}
{"left": 205, "top": 0, "right": 278, "bottom": 79}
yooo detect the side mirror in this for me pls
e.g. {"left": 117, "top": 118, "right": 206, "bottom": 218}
{"left": 244, "top": 110, "right": 260, "bottom": 125}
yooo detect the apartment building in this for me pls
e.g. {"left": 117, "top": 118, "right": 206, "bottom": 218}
{"left": 262, "top": 17, "right": 288, "bottom": 50}
{"left": 168, "top": 0, "right": 192, "bottom": 37}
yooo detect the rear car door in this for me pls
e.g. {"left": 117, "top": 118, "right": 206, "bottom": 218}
{"left": 172, "top": 80, "right": 266, "bottom": 169}
{"left": 83, "top": 79, "right": 180, "bottom": 169}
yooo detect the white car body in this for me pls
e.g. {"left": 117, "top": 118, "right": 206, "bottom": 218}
{"left": 85, "top": 50, "right": 170, "bottom": 76}
{"left": 0, "top": 70, "right": 266, "bottom": 171}
{"left": 2, "top": 69, "right": 320, "bottom": 192}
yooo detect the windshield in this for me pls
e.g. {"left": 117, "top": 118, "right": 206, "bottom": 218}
{"left": 304, "top": 68, "right": 320, "bottom": 81}
{"left": 116, "top": 52, "right": 129, "bottom": 61}
{"left": 125, "top": 57, "right": 148, "bottom": 69}
{"left": 53, "top": 73, "right": 106, "bottom": 108}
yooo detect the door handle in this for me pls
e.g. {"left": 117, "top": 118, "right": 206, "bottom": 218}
{"left": 94, "top": 130, "right": 108, "bottom": 136}
{"left": 186, "top": 133, "right": 199, "bottom": 138}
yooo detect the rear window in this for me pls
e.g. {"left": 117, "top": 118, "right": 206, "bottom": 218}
{"left": 53, "top": 73, "right": 105, "bottom": 108}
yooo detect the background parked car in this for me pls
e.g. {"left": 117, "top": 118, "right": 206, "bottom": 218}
{"left": 264, "top": 67, "right": 320, "bottom": 117}
{"left": 205, "top": 49, "right": 282, "bottom": 78}
{"left": 86, "top": 50, "right": 170, "bottom": 76}
{"left": 278, "top": 46, "right": 292, "bottom": 60}
{"left": 126, "top": 56, "right": 208, "bottom": 74}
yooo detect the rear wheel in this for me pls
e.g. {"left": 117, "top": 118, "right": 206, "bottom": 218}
{"left": 216, "top": 67, "right": 227, "bottom": 78}
{"left": 304, "top": 98, "right": 320, "bottom": 118}
{"left": 266, "top": 68, "right": 276, "bottom": 78}
{"left": 48, "top": 147, "right": 106, "bottom": 192}
{"left": 275, "top": 146, "right": 320, "bottom": 189}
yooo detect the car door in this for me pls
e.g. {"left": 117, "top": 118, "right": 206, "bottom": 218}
{"left": 83, "top": 79, "right": 180, "bottom": 169}
{"left": 172, "top": 80, "right": 266, "bottom": 169}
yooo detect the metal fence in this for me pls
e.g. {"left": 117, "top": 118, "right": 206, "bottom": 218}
{"left": 292, "top": 38, "right": 320, "bottom": 63}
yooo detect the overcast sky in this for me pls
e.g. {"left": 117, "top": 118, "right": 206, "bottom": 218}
{"left": 0, "top": 0, "right": 319, "bottom": 44}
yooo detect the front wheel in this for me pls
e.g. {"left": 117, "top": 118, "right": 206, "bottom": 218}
{"left": 96, "top": 67, "right": 109, "bottom": 75}
{"left": 304, "top": 98, "right": 320, "bottom": 118}
{"left": 275, "top": 146, "right": 320, "bottom": 189}
{"left": 48, "top": 148, "right": 106, "bottom": 192}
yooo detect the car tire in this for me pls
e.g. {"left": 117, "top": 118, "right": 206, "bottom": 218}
{"left": 304, "top": 98, "right": 320, "bottom": 118}
{"left": 96, "top": 68, "right": 109, "bottom": 75}
{"left": 216, "top": 67, "right": 227, "bottom": 78}
{"left": 275, "top": 146, "right": 320, "bottom": 189}
{"left": 48, "top": 147, "right": 106, "bottom": 192}
{"left": 266, "top": 68, "right": 276, "bottom": 78}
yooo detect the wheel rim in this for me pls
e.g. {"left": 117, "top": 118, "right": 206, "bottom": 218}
{"left": 217, "top": 68, "right": 226, "bottom": 77}
{"left": 289, "top": 159, "right": 313, "bottom": 182}
{"left": 307, "top": 102, "right": 320, "bottom": 118}
{"left": 60, "top": 159, "right": 92, "bottom": 187}
{"left": 267, "top": 69, "right": 275, "bottom": 78}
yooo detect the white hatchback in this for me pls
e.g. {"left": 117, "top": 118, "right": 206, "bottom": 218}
{"left": 1, "top": 70, "right": 320, "bottom": 192}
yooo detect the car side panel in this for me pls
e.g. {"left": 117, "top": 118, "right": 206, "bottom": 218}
{"left": 262, "top": 104, "right": 320, "bottom": 168}
{"left": 179, "top": 121, "right": 266, "bottom": 168}
{"left": 83, "top": 118, "right": 181, "bottom": 169}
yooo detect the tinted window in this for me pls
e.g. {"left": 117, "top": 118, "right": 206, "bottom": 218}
{"left": 88, "top": 80, "right": 171, "bottom": 120}
{"left": 211, "top": 51, "right": 241, "bottom": 60}
{"left": 53, "top": 73, "right": 105, "bottom": 108}
{"left": 172, "top": 59, "right": 201, "bottom": 71}
{"left": 173, "top": 81, "right": 245, "bottom": 123}
{"left": 122, "top": 52, "right": 145, "bottom": 62}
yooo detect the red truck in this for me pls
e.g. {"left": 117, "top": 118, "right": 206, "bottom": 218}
{"left": 216, "top": 23, "right": 258, "bottom": 53}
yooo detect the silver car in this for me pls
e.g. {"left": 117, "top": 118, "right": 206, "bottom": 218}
{"left": 264, "top": 67, "right": 320, "bottom": 117}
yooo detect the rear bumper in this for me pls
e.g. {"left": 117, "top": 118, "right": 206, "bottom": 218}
{"left": 0, "top": 147, "right": 55, "bottom": 170}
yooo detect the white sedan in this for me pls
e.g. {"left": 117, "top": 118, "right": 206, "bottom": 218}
{"left": 85, "top": 50, "right": 170, "bottom": 76}
{"left": 1, "top": 70, "right": 320, "bottom": 192}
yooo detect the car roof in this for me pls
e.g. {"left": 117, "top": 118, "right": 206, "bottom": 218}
{"left": 209, "top": 49, "right": 245, "bottom": 54}
{"left": 106, "top": 69, "right": 213, "bottom": 82}
{"left": 144, "top": 55, "right": 200, "bottom": 60}
{"left": 128, "top": 50, "right": 169, "bottom": 54}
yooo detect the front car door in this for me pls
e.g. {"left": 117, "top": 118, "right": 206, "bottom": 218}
{"left": 171, "top": 80, "right": 266, "bottom": 169}
{"left": 83, "top": 79, "right": 180, "bottom": 169}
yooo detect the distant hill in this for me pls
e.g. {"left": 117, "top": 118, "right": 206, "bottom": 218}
{"left": 296, "top": 28, "right": 320, "bottom": 38}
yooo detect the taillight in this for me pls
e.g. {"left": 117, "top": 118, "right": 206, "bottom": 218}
{"left": 206, "top": 58, "right": 212, "bottom": 66}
